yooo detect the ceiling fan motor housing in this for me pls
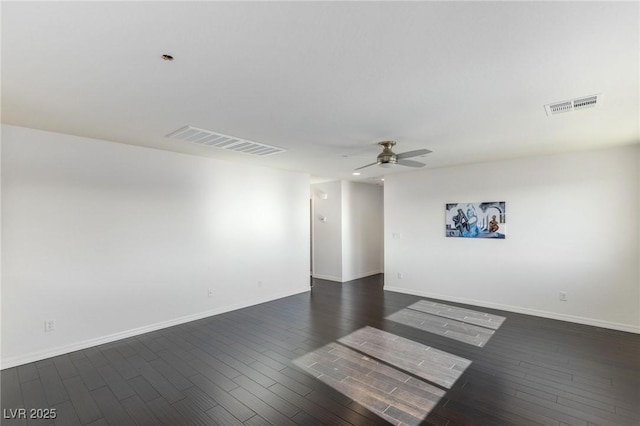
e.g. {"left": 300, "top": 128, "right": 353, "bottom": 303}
{"left": 377, "top": 141, "right": 397, "bottom": 164}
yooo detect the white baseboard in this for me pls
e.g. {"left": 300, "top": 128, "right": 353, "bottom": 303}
{"left": 384, "top": 286, "right": 640, "bottom": 334}
{"left": 312, "top": 270, "right": 383, "bottom": 283}
{"left": 311, "top": 273, "right": 342, "bottom": 282}
{"left": 343, "top": 270, "right": 384, "bottom": 283}
{"left": 1, "top": 287, "right": 310, "bottom": 370}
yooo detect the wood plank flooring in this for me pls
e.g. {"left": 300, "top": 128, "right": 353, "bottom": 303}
{"left": 2, "top": 274, "right": 639, "bottom": 425}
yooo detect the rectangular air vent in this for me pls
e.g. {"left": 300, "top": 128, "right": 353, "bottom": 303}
{"left": 544, "top": 94, "right": 601, "bottom": 116}
{"left": 166, "top": 126, "right": 285, "bottom": 156}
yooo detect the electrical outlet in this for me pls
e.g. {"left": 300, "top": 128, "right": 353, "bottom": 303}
{"left": 559, "top": 291, "right": 568, "bottom": 302}
{"left": 44, "top": 319, "right": 56, "bottom": 332}
{"left": 397, "top": 272, "right": 404, "bottom": 279}
{"left": 208, "top": 289, "right": 213, "bottom": 297}
{"left": 258, "top": 281, "right": 263, "bottom": 288}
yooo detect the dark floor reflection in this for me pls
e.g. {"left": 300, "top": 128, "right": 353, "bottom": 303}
{"left": 307, "top": 274, "right": 402, "bottom": 343}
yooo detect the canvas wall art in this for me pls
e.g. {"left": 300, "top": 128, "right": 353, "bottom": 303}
{"left": 446, "top": 201, "right": 506, "bottom": 239}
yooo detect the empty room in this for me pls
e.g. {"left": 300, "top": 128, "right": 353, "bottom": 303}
{"left": 1, "top": 1, "right": 639, "bottom": 426}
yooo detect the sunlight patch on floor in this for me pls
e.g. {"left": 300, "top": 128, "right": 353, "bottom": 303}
{"left": 387, "top": 300, "right": 506, "bottom": 347}
{"left": 294, "top": 326, "right": 471, "bottom": 426}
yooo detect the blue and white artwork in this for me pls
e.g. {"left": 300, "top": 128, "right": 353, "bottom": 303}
{"left": 446, "top": 201, "right": 506, "bottom": 239}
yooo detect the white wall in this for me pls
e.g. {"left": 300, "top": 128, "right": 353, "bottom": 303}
{"left": 341, "top": 181, "right": 384, "bottom": 282}
{"left": 1, "top": 125, "right": 311, "bottom": 368}
{"left": 385, "top": 145, "right": 640, "bottom": 333}
{"left": 311, "top": 181, "right": 383, "bottom": 282}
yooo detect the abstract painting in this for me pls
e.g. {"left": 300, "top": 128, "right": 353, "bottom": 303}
{"left": 446, "top": 201, "right": 506, "bottom": 239}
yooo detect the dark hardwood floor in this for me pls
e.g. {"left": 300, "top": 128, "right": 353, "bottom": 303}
{"left": 2, "top": 274, "right": 639, "bottom": 425}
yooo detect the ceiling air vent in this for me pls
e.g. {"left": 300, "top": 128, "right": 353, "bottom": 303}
{"left": 544, "top": 94, "right": 601, "bottom": 116}
{"left": 166, "top": 126, "right": 285, "bottom": 157}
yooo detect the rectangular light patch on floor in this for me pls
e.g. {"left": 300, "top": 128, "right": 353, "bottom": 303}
{"left": 408, "top": 300, "right": 506, "bottom": 330}
{"left": 387, "top": 308, "right": 495, "bottom": 347}
{"left": 337, "top": 326, "right": 470, "bottom": 389}
{"left": 294, "top": 326, "right": 471, "bottom": 426}
{"left": 386, "top": 301, "right": 506, "bottom": 347}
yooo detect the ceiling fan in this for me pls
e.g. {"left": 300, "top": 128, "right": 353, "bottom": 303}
{"left": 355, "top": 141, "right": 432, "bottom": 171}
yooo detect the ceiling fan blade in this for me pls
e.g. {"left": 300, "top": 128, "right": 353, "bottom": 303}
{"left": 354, "top": 161, "right": 379, "bottom": 171}
{"left": 397, "top": 159, "right": 426, "bottom": 168}
{"left": 396, "top": 149, "right": 432, "bottom": 159}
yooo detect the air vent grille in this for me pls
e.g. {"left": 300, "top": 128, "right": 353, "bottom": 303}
{"left": 166, "top": 126, "right": 285, "bottom": 156}
{"left": 545, "top": 94, "right": 601, "bottom": 116}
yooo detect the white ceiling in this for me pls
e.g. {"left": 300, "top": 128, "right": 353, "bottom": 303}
{"left": 2, "top": 1, "right": 639, "bottom": 183}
